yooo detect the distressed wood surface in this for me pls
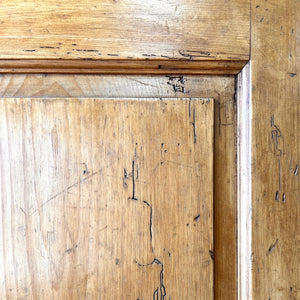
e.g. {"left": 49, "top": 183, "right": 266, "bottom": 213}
{"left": 251, "top": 0, "right": 300, "bottom": 299}
{"left": 0, "top": 0, "right": 249, "bottom": 73}
{"left": 0, "top": 97, "right": 214, "bottom": 299}
{"left": 0, "top": 75, "right": 234, "bottom": 99}
{"left": 0, "top": 0, "right": 249, "bottom": 61}
{"left": 0, "top": 75, "right": 237, "bottom": 299}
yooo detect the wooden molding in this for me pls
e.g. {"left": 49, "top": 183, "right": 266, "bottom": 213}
{"left": 237, "top": 62, "right": 252, "bottom": 300}
{"left": 0, "top": 59, "right": 248, "bottom": 75}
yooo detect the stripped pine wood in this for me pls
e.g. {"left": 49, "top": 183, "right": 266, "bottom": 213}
{"left": 0, "top": 97, "right": 214, "bottom": 299}
{"left": 0, "top": 0, "right": 249, "bottom": 61}
{"left": 250, "top": 0, "right": 300, "bottom": 299}
{"left": 0, "top": 0, "right": 250, "bottom": 73}
{"left": 0, "top": 74, "right": 238, "bottom": 299}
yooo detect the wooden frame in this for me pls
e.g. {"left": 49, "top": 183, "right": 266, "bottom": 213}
{"left": 1, "top": 0, "right": 299, "bottom": 299}
{"left": 0, "top": 59, "right": 247, "bottom": 75}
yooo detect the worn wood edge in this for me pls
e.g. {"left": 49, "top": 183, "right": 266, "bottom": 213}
{"left": 0, "top": 59, "right": 248, "bottom": 75}
{"left": 4, "top": 97, "right": 214, "bottom": 102}
{"left": 237, "top": 62, "right": 252, "bottom": 300}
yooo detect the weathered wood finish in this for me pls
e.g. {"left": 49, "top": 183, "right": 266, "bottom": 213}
{"left": 0, "top": 0, "right": 249, "bottom": 74}
{"left": 0, "top": 97, "right": 214, "bottom": 299}
{"left": 0, "top": 75, "right": 237, "bottom": 299}
{"left": 251, "top": 0, "right": 300, "bottom": 299}
{"left": 0, "top": 75, "right": 234, "bottom": 99}
{"left": 1, "top": 0, "right": 299, "bottom": 298}
{"left": 0, "top": 0, "right": 249, "bottom": 61}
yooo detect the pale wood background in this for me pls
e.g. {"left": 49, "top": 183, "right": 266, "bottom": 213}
{"left": 250, "top": 0, "right": 300, "bottom": 299}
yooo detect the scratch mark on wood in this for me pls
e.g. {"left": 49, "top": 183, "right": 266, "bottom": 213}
{"left": 99, "top": 225, "right": 108, "bottom": 231}
{"left": 191, "top": 107, "right": 197, "bottom": 144}
{"left": 123, "top": 168, "right": 128, "bottom": 188}
{"left": 153, "top": 288, "right": 159, "bottom": 300}
{"left": 65, "top": 244, "right": 78, "bottom": 254}
{"left": 178, "top": 50, "right": 212, "bottom": 60}
{"left": 288, "top": 154, "right": 294, "bottom": 171}
{"left": 72, "top": 49, "right": 99, "bottom": 52}
{"left": 31, "top": 166, "right": 107, "bottom": 215}
{"left": 288, "top": 72, "right": 297, "bottom": 77}
{"left": 166, "top": 76, "right": 187, "bottom": 93}
{"left": 143, "top": 200, "right": 154, "bottom": 253}
{"left": 164, "top": 160, "right": 193, "bottom": 169}
{"left": 193, "top": 214, "right": 200, "bottom": 222}
{"left": 128, "top": 160, "right": 138, "bottom": 201}
{"left": 267, "top": 238, "right": 279, "bottom": 254}
{"left": 135, "top": 259, "right": 166, "bottom": 299}
{"left": 142, "top": 54, "right": 157, "bottom": 57}
{"left": 294, "top": 164, "right": 299, "bottom": 176}
{"left": 271, "top": 115, "right": 283, "bottom": 157}
{"left": 126, "top": 77, "right": 157, "bottom": 88}
{"left": 163, "top": 248, "right": 171, "bottom": 257}
{"left": 40, "top": 46, "right": 60, "bottom": 49}
{"left": 20, "top": 207, "right": 26, "bottom": 215}
{"left": 279, "top": 158, "right": 281, "bottom": 190}
{"left": 82, "top": 162, "right": 89, "bottom": 175}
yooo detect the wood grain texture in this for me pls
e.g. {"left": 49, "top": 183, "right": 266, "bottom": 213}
{"left": 0, "top": 0, "right": 249, "bottom": 73}
{"left": 0, "top": 0, "right": 250, "bottom": 61}
{"left": 0, "top": 59, "right": 247, "bottom": 75}
{"left": 0, "top": 75, "right": 237, "bottom": 299}
{"left": 251, "top": 0, "right": 300, "bottom": 299}
{"left": 0, "top": 75, "right": 234, "bottom": 99}
{"left": 0, "top": 97, "right": 214, "bottom": 299}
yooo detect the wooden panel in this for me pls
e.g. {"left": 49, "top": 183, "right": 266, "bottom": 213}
{"left": 0, "top": 0, "right": 249, "bottom": 73}
{"left": 0, "top": 74, "right": 234, "bottom": 99}
{"left": 251, "top": 0, "right": 300, "bottom": 299}
{"left": 0, "top": 74, "right": 238, "bottom": 299}
{"left": 0, "top": 0, "right": 250, "bottom": 61}
{"left": 0, "top": 97, "right": 214, "bottom": 299}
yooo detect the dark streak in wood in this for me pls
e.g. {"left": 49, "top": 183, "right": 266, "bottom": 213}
{"left": 267, "top": 239, "right": 279, "bottom": 254}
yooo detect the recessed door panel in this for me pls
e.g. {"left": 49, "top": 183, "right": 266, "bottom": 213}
{"left": 0, "top": 98, "right": 213, "bottom": 299}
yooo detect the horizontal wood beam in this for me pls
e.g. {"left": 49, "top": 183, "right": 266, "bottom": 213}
{"left": 0, "top": 59, "right": 247, "bottom": 75}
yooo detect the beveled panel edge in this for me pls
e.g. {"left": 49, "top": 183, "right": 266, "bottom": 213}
{"left": 0, "top": 59, "right": 248, "bottom": 75}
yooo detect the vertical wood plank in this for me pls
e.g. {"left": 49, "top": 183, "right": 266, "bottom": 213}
{"left": 251, "top": 0, "right": 300, "bottom": 299}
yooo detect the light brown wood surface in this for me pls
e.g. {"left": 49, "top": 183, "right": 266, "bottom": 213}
{"left": 250, "top": 0, "right": 300, "bottom": 299}
{"left": 0, "top": 75, "right": 237, "bottom": 299}
{"left": 0, "top": 97, "right": 214, "bottom": 299}
{"left": 0, "top": 0, "right": 299, "bottom": 298}
{"left": 0, "top": 0, "right": 249, "bottom": 61}
{"left": 0, "top": 0, "right": 249, "bottom": 74}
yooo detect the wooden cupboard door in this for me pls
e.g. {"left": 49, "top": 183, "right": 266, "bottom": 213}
{"left": 0, "top": 97, "right": 214, "bottom": 299}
